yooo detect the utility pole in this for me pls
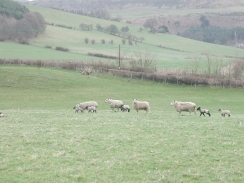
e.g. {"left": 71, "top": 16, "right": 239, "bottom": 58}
{"left": 119, "top": 44, "right": 121, "bottom": 70}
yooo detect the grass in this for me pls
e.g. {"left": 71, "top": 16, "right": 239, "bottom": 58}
{"left": 1, "top": 5, "right": 244, "bottom": 71}
{"left": 0, "top": 65, "right": 244, "bottom": 182}
{"left": 0, "top": 42, "right": 93, "bottom": 60}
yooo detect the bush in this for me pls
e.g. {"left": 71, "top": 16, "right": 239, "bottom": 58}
{"left": 55, "top": 47, "right": 69, "bottom": 52}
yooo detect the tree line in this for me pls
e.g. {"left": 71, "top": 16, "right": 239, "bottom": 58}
{"left": 0, "top": 0, "right": 46, "bottom": 43}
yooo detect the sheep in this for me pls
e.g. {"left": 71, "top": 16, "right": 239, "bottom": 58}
{"left": 132, "top": 99, "right": 151, "bottom": 113}
{"left": 121, "top": 104, "right": 130, "bottom": 112}
{"left": 197, "top": 107, "right": 211, "bottom": 117}
{"left": 105, "top": 98, "right": 123, "bottom": 112}
{"left": 0, "top": 112, "right": 4, "bottom": 117}
{"left": 170, "top": 100, "right": 196, "bottom": 116}
{"left": 74, "top": 101, "right": 98, "bottom": 111}
{"left": 86, "top": 106, "right": 97, "bottom": 113}
{"left": 218, "top": 108, "right": 231, "bottom": 117}
{"left": 73, "top": 106, "right": 84, "bottom": 113}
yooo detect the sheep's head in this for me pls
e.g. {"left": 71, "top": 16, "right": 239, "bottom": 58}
{"left": 170, "top": 100, "right": 177, "bottom": 106}
{"left": 197, "top": 107, "right": 201, "bottom": 111}
{"left": 133, "top": 99, "right": 137, "bottom": 104}
{"left": 105, "top": 98, "right": 111, "bottom": 103}
{"left": 218, "top": 108, "right": 222, "bottom": 111}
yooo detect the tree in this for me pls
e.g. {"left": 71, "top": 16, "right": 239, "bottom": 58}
{"left": 91, "top": 39, "right": 95, "bottom": 44}
{"left": 96, "top": 23, "right": 102, "bottom": 31}
{"left": 84, "top": 37, "right": 89, "bottom": 44}
{"left": 129, "top": 47, "right": 157, "bottom": 72}
{"left": 121, "top": 26, "right": 129, "bottom": 32}
{"left": 101, "top": 39, "right": 105, "bottom": 44}
{"left": 92, "top": 8, "right": 110, "bottom": 20}
{"left": 158, "top": 25, "right": 169, "bottom": 33}
{"left": 0, "top": 0, "right": 29, "bottom": 20}
{"left": 143, "top": 18, "right": 158, "bottom": 32}
{"left": 122, "top": 39, "right": 126, "bottom": 45}
{"left": 106, "top": 24, "right": 118, "bottom": 35}
{"left": 200, "top": 15, "right": 210, "bottom": 28}
{"left": 109, "top": 40, "right": 114, "bottom": 44}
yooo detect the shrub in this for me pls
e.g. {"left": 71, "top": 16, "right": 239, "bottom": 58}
{"left": 55, "top": 47, "right": 69, "bottom": 52}
{"left": 91, "top": 39, "right": 95, "bottom": 44}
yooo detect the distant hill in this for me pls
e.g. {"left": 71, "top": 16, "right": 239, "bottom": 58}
{"left": 18, "top": 0, "right": 244, "bottom": 11}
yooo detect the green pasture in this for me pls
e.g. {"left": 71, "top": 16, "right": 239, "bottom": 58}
{"left": 25, "top": 6, "right": 244, "bottom": 63}
{"left": 0, "top": 65, "right": 244, "bottom": 182}
{"left": 1, "top": 5, "right": 244, "bottom": 71}
{"left": 0, "top": 42, "right": 94, "bottom": 60}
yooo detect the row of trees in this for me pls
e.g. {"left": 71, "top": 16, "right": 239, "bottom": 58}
{"left": 0, "top": 0, "right": 29, "bottom": 20}
{"left": 0, "top": 0, "right": 46, "bottom": 42}
{"left": 179, "top": 26, "right": 244, "bottom": 45}
{"left": 84, "top": 38, "right": 137, "bottom": 46}
{"left": 143, "top": 18, "right": 169, "bottom": 33}
{"left": 96, "top": 23, "right": 145, "bottom": 42}
{"left": 0, "top": 12, "right": 46, "bottom": 42}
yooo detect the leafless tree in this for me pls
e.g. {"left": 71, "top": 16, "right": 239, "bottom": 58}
{"left": 205, "top": 52, "right": 212, "bottom": 75}
{"left": 130, "top": 47, "right": 157, "bottom": 72}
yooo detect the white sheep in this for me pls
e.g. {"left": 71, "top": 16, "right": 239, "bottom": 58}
{"left": 132, "top": 99, "right": 151, "bottom": 113}
{"left": 121, "top": 105, "right": 130, "bottom": 112}
{"left": 218, "top": 108, "right": 231, "bottom": 117}
{"left": 197, "top": 107, "right": 211, "bottom": 117}
{"left": 74, "top": 101, "right": 98, "bottom": 111}
{"left": 73, "top": 106, "right": 84, "bottom": 113}
{"left": 0, "top": 112, "right": 4, "bottom": 117}
{"left": 170, "top": 100, "right": 196, "bottom": 116}
{"left": 86, "top": 106, "right": 97, "bottom": 113}
{"left": 105, "top": 98, "right": 124, "bottom": 112}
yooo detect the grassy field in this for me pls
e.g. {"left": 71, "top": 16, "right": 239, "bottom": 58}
{"left": 0, "top": 65, "right": 243, "bottom": 182}
{"left": 1, "top": 5, "right": 244, "bottom": 71}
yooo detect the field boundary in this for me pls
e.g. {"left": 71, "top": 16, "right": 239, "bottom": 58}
{"left": 1, "top": 58, "right": 244, "bottom": 88}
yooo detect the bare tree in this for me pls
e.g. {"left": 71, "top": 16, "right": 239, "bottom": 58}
{"left": 130, "top": 47, "right": 157, "bottom": 72}
{"left": 192, "top": 55, "right": 200, "bottom": 74}
{"left": 205, "top": 52, "right": 212, "bottom": 75}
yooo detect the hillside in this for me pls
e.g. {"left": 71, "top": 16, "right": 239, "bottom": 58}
{"left": 1, "top": 3, "right": 244, "bottom": 75}
{"left": 0, "top": 65, "right": 244, "bottom": 182}
{"left": 19, "top": 0, "right": 244, "bottom": 10}
{"left": 18, "top": 0, "right": 244, "bottom": 46}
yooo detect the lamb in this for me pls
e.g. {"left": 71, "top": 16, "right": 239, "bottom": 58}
{"left": 197, "top": 107, "right": 211, "bottom": 117}
{"left": 132, "top": 99, "right": 151, "bottom": 113}
{"left": 170, "top": 100, "right": 196, "bottom": 116}
{"left": 86, "top": 106, "right": 97, "bottom": 113}
{"left": 74, "top": 101, "right": 98, "bottom": 112}
{"left": 73, "top": 107, "right": 84, "bottom": 113}
{"left": 0, "top": 112, "right": 4, "bottom": 117}
{"left": 105, "top": 98, "right": 123, "bottom": 112}
{"left": 218, "top": 108, "right": 231, "bottom": 117}
{"left": 121, "top": 105, "right": 130, "bottom": 112}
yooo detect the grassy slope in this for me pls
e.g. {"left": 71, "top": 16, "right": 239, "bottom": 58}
{"left": 0, "top": 66, "right": 243, "bottom": 182}
{"left": 29, "top": 5, "right": 244, "bottom": 58}
{"left": 1, "top": 5, "right": 244, "bottom": 70}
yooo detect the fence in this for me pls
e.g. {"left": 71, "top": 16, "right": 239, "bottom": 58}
{"left": 0, "top": 59, "right": 243, "bottom": 88}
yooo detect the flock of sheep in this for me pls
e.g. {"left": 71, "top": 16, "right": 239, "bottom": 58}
{"left": 73, "top": 99, "right": 231, "bottom": 117}
{"left": 0, "top": 100, "right": 231, "bottom": 118}
{"left": 170, "top": 100, "right": 231, "bottom": 117}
